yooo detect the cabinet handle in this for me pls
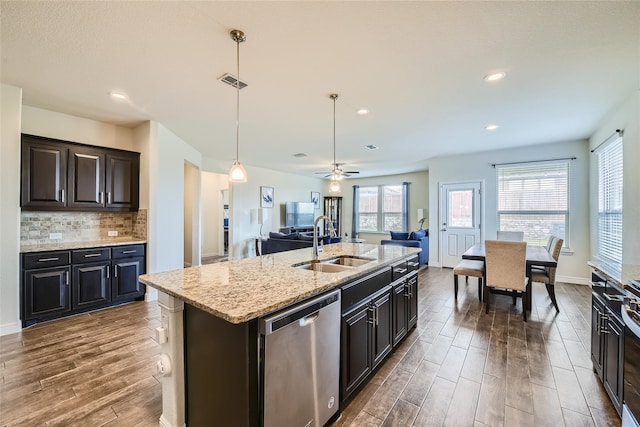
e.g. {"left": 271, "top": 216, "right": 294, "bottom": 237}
{"left": 122, "top": 250, "right": 137, "bottom": 254}
{"left": 60, "top": 189, "right": 65, "bottom": 203}
{"left": 84, "top": 253, "right": 102, "bottom": 258}
{"left": 394, "top": 268, "right": 407, "bottom": 275}
{"left": 106, "top": 266, "right": 110, "bottom": 279}
{"left": 38, "top": 257, "right": 59, "bottom": 262}
{"left": 114, "top": 265, "right": 118, "bottom": 278}
{"left": 408, "top": 262, "right": 419, "bottom": 267}
{"left": 107, "top": 192, "right": 112, "bottom": 204}
{"left": 99, "top": 191, "right": 104, "bottom": 204}
{"left": 65, "top": 271, "right": 69, "bottom": 286}
{"left": 368, "top": 306, "right": 375, "bottom": 325}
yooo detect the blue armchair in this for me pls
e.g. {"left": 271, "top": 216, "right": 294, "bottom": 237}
{"left": 380, "top": 229, "right": 429, "bottom": 265}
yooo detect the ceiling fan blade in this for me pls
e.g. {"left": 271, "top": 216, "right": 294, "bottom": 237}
{"left": 343, "top": 171, "right": 360, "bottom": 174}
{"left": 315, "top": 171, "right": 331, "bottom": 174}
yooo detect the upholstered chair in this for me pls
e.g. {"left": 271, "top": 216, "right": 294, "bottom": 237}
{"left": 496, "top": 230, "right": 525, "bottom": 241}
{"left": 484, "top": 240, "right": 528, "bottom": 321}
{"left": 531, "top": 236, "right": 563, "bottom": 312}
{"left": 453, "top": 260, "right": 484, "bottom": 301}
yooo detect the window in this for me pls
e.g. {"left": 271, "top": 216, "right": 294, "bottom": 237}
{"left": 596, "top": 137, "right": 623, "bottom": 263}
{"left": 497, "top": 161, "right": 570, "bottom": 247}
{"left": 354, "top": 183, "right": 409, "bottom": 233}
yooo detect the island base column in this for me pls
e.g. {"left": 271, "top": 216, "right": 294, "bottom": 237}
{"left": 156, "top": 291, "right": 186, "bottom": 427}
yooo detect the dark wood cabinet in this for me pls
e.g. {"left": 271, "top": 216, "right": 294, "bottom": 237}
{"left": 591, "top": 292, "right": 605, "bottom": 379}
{"left": 20, "top": 133, "right": 139, "bottom": 212}
{"left": 68, "top": 145, "right": 106, "bottom": 209}
{"left": 407, "top": 272, "right": 418, "bottom": 329}
{"left": 371, "top": 286, "right": 393, "bottom": 368}
{"left": 112, "top": 257, "right": 145, "bottom": 301}
{"left": 20, "top": 136, "right": 68, "bottom": 209}
{"left": 23, "top": 266, "right": 71, "bottom": 320}
{"left": 106, "top": 152, "right": 139, "bottom": 210}
{"left": 341, "top": 300, "right": 372, "bottom": 399}
{"left": 392, "top": 278, "right": 408, "bottom": 346}
{"left": 21, "top": 244, "right": 145, "bottom": 327}
{"left": 604, "top": 307, "right": 624, "bottom": 414}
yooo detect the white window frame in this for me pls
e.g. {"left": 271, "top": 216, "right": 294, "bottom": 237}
{"left": 496, "top": 160, "right": 571, "bottom": 249}
{"left": 356, "top": 184, "right": 407, "bottom": 233}
{"left": 596, "top": 136, "right": 623, "bottom": 264}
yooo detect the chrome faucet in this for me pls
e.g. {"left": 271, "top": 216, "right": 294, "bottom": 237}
{"left": 313, "top": 215, "right": 337, "bottom": 260}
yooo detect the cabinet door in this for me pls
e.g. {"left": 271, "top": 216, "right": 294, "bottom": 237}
{"left": 341, "top": 301, "right": 372, "bottom": 400}
{"left": 591, "top": 294, "right": 605, "bottom": 379}
{"left": 21, "top": 137, "right": 68, "bottom": 208}
{"left": 68, "top": 146, "right": 105, "bottom": 209}
{"left": 372, "top": 286, "right": 393, "bottom": 369}
{"left": 73, "top": 262, "right": 111, "bottom": 309}
{"left": 106, "top": 152, "right": 139, "bottom": 210}
{"left": 392, "top": 280, "right": 408, "bottom": 346}
{"left": 112, "top": 257, "right": 145, "bottom": 301}
{"left": 23, "top": 266, "right": 71, "bottom": 320}
{"left": 604, "top": 313, "right": 623, "bottom": 415}
{"left": 407, "top": 273, "right": 418, "bottom": 329}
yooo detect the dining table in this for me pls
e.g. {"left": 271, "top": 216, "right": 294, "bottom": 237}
{"left": 461, "top": 242, "right": 557, "bottom": 311}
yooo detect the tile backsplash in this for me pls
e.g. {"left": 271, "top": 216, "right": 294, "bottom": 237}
{"left": 20, "top": 209, "right": 148, "bottom": 245}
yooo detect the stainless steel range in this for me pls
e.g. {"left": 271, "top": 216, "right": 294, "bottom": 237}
{"left": 622, "top": 280, "right": 640, "bottom": 427}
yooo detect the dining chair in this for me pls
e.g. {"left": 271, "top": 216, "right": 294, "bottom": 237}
{"left": 496, "top": 230, "right": 525, "bottom": 241}
{"left": 453, "top": 259, "right": 484, "bottom": 301}
{"left": 484, "top": 240, "right": 528, "bottom": 321}
{"left": 531, "top": 236, "right": 563, "bottom": 312}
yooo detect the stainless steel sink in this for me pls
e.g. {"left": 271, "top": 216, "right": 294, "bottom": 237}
{"left": 293, "top": 256, "right": 374, "bottom": 272}
{"left": 294, "top": 261, "right": 353, "bottom": 273}
{"left": 323, "top": 256, "right": 374, "bottom": 267}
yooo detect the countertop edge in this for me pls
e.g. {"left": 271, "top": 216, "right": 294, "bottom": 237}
{"left": 21, "top": 239, "right": 147, "bottom": 253}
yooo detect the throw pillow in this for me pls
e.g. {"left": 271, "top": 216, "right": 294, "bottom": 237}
{"left": 282, "top": 232, "right": 299, "bottom": 240}
{"left": 269, "top": 232, "right": 287, "bottom": 239}
{"left": 410, "top": 229, "right": 426, "bottom": 240}
{"left": 390, "top": 231, "right": 409, "bottom": 240}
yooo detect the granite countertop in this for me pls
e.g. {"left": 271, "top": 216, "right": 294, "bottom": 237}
{"left": 139, "top": 243, "right": 420, "bottom": 324}
{"left": 588, "top": 259, "right": 640, "bottom": 287}
{"left": 20, "top": 238, "right": 147, "bottom": 253}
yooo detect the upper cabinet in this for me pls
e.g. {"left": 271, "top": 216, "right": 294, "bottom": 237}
{"left": 21, "top": 134, "right": 140, "bottom": 212}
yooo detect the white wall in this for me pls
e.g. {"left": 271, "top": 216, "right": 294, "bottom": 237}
{"left": 338, "top": 171, "right": 430, "bottom": 245}
{"left": 0, "top": 84, "right": 23, "bottom": 335}
{"left": 428, "top": 140, "right": 590, "bottom": 283}
{"left": 589, "top": 91, "right": 640, "bottom": 265}
{"left": 229, "top": 165, "right": 324, "bottom": 259}
{"left": 183, "top": 161, "right": 200, "bottom": 267}
{"left": 201, "top": 171, "right": 228, "bottom": 257}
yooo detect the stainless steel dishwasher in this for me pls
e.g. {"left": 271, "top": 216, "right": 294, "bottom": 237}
{"left": 260, "top": 289, "right": 341, "bottom": 427}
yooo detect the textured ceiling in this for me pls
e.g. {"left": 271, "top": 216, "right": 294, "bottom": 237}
{"left": 1, "top": 1, "right": 638, "bottom": 178}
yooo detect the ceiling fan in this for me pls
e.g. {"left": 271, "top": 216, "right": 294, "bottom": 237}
{"left": 314, "top": 94, "right": 360, "bottom": 181}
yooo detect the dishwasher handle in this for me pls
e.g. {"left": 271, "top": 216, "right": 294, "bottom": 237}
{"left": 260, "top": 289, "right": 340, "bottom": 335}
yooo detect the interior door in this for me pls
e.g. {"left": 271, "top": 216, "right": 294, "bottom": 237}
{"left": 440, "top": 182, "right": 482, "bottom": 268}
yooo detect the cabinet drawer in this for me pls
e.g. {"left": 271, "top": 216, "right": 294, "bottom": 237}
{"left": 341, "top": 269, "right": 391, "bottom": 312}
{"left": 112, "top": 244, "right": 145, "bottom": 259}
{"left": 72, "top": 248, "right": 110, "bottom": 264}
{"left": 23, "top": 251, "right": 71, "bottom": 269}
{"left": 391, "top": 260, "right": 408, "bottom": 281}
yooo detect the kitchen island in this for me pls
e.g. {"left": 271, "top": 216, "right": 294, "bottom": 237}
{"left": 139, "top": 243, "right": 421, "bottom": 427}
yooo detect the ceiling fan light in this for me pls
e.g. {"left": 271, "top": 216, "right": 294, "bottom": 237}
{"left": 229, "top": 161, "right": 247, "bottom": 182}
{"left": 329, "top": 179, "right": 342, "bottom": 193}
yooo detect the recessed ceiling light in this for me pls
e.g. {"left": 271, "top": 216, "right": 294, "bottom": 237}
{"left": 292, "top": 153, "right": 307, "bottom": 158}
{"left": 364, "top": 144, "right": 379, "bottom": 150}
{"left": 483, "top": 72, "right": 506, "bottom": 82}
{"left": 357, "top": 108, "right": 369, "bottom": 115}
{"left": 109, "top": 91, "right": 127, "bottom": 100}
{"left": 485, "top": 124, "right": 499, "bottom": 131}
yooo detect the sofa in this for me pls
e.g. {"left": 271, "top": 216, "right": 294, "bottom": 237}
{"left": 261, "top": 232, "right": 341, "bottom": 255}
{"left": 380, "top": 229, "right": 429, "bottom": 265}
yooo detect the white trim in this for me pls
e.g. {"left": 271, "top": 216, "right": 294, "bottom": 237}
{"left": 0, "top": 322, "right": 21, "bottom": 337}
{"left": 557, "top": 275, "right": 589, "bottom": 285}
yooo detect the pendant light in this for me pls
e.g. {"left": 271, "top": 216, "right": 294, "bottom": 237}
{"left": 228, "top": 29, "right": 247, "bottom": 183}
{"left": 329, "top": 93, "right": 341, "bottom": 193}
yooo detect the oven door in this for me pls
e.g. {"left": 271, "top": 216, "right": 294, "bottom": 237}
{"left": 622, "top": 305, "right": 640, "bottom": 427}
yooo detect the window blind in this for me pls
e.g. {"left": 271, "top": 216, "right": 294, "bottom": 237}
{"left": 597, "top": 137, "right": 623, "bottom": 263}
{"left": 497, "top": 161, "right": 570, "bottom": 246}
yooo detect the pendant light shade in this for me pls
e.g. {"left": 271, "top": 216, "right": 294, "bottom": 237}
{"left": 229, "top": 29, "right": 247, "bottom": 183}
{"left": 329, "top": 179, "right": 342, "bottom": 193}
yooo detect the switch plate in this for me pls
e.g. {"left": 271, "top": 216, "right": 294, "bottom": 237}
{"left": 49, "top": 233, "right": 62, "bottom": 240}
{"left": 108, "top": 230, "right": 118, "bottom": 237}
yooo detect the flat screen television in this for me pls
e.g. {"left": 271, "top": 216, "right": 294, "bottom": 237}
{"left": 285, "top": 201, "right": 315, "bottom": 228}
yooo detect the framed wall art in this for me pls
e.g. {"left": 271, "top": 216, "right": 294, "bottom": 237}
{"left": 260, "top": 186, "right": 274, "bottom": 208}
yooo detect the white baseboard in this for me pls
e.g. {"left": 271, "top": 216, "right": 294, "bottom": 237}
{"left": 0, "top": 322, "right": 21, "bottom": 337}
{"left": 557, "top": 275, "right": 589, "bottom": 286}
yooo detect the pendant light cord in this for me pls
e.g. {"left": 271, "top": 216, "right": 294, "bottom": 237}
{"left": 333, "top": 96, "right": 336, "bottom": 168}
{"left": 236, "top": 37, "right": 240, "bottom": 162}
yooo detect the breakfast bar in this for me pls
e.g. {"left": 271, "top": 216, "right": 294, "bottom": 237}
{"left": 139, "top": 243, "right": 421, "bottom": 427}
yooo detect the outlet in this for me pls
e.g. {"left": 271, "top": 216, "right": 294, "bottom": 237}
{"left": 49, "top": 232, "right": 62, "bottom": 240}
{"left": 108, "top": 230, "right": 118, "bottom": 237}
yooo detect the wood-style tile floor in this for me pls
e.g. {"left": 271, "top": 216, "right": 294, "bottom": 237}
{"left": 0, "top": 267, "right": 621, "bottom": 426}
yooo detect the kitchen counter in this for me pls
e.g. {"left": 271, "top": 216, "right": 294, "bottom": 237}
{"left": 20, "top": 237, "right": 146, "bottom": 253}
{"left": 588, "top": 259, "right": 640, "bottom": 287}
{"left": 139, "top": 243, "right": 420, "bottom": 324}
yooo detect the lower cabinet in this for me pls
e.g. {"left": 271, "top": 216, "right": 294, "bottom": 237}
{"left": 341, "top": 255, "right": 419, "bottom": 403}
{"left": 22, "top": 244, "right": 145, "bottom": 327}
